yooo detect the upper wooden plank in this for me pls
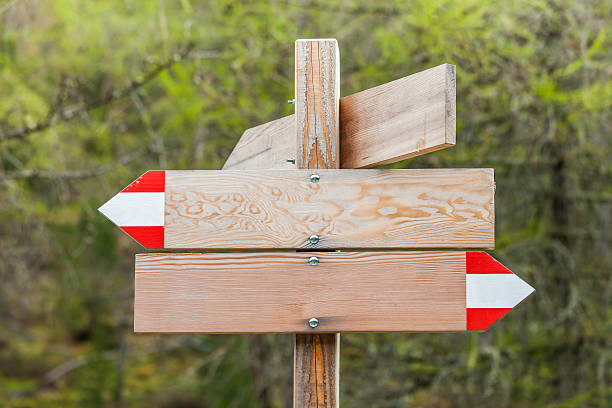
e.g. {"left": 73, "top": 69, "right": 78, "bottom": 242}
{"left": 222, "top": 115, "right": 295, "bottom": 170}
{"left": 134, "top": 251, "right": 467, "bottom": 333}
{"left": 222, "top": 63, "right": 456, "bottom": 170}
{"left": 295, "top": 39, "right": 340, "bottom": 169}
{"left": 340, "top": 63, "right": 455, "bottom": 168}
{"left": 161, "top": 169, "right": 494, "bottom": 249}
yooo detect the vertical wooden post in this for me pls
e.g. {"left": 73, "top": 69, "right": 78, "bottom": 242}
{"left": 295, "top": 39, "right": 340, "bottom": 170}
{"left": 294, "top": 39, "right": 340, "bottom": 408}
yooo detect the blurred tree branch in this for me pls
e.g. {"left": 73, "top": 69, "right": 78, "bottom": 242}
{"left": 278, "top": 0, "right": 402, "bottom": 16}
{"left": 0, "top": 149, "right": 143, "bottom": 180}
{"left": 0, "top": 42, "right": 195, "bottom": 143}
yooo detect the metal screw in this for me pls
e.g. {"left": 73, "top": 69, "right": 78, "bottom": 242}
{"left": 308, "top": 318, "right": 319, "bottom": 328}
{"left": 286, "top": 158, "right": 296, "bottom": 164}
{"left": 310, "top": 174, "right": 320, "bottom": 183}
{"left": 308, "top": 256, "right": 319, "bottom": 266}
{"left": 288, "top": 99, "right": 295, "bottom": 105}
{"left": 308, "top": 234, "right": 320, "bottom": 244}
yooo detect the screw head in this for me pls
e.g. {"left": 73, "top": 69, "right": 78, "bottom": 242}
{"left": 308, "top": 256, "right": 319, "bottom": 266}
{"left": 308, "top": 234, "right": 320, "bottom": 244}
{"left": 308, "top": 318, "right": 319, "bottom": 328}
{"left": 288, "top": 99, "right": 295, "bottom": 105}
{"left": 310, "top": 174, "right": 320, "bottom": 183}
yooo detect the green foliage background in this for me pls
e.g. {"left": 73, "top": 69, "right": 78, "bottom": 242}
{"left": 0, "top": 0, "right": 610, "bottom": 406}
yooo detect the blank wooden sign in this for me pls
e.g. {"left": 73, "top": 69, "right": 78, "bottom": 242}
{"left": 223, "top": 64, "right": 456, "bottom": 170}
{"left": 134, "top": 251, "right": 534, "bottom": 333}
{"left": 99, "top": 168, "right": 495, "bottom": 249}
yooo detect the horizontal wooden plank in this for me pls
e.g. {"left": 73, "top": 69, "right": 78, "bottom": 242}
{"left": 135, "top": 251, "right": 467, "bottom": 333}
{"left": 165, "top": 169, "right": 494, "bottom": 249}
{"left": 222, "top": 64, "right": 456, "bottom": 170}
{"left": 99, "top": 169, "right": 495, "bottom": 249}
{"left": 340, "top": 63, "right": 455, "bottom": 168}
{"left": 134, "top": 251, "right": 534, "bottom": 333}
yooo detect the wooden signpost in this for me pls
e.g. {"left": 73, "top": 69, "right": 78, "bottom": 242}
{"left": 100, "top": 39, "right": 534, "bottom": 407}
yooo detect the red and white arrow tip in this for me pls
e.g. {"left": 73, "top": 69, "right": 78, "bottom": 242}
{"left": 98, "top": 171, "right": 165, "bottom": 248}
{"left": 466, "top": 252, "right": 534, "bottom": 330}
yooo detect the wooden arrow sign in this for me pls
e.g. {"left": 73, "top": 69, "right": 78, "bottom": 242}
{"left": 98, "top": 168, "right": 494, "bottom": 249}
{"left": 134, "top": 251, "right": 534, "bottom": 333}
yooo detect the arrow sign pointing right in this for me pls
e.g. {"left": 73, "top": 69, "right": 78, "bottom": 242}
{"left": 466, "top": 251, "right": 535, "bottom": 330}
{"left": 134, "top": 251, "right": 534, "bottom": 333}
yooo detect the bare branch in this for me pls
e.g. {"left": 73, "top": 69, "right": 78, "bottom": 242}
{"left": 278, "top": 0, "right": 402, "bottom": 16}
{"left": 0, "top": 150, "right": 142, "bottom": 181}
{"left": 0, "top": 42, "right": 196, "bottom": 143}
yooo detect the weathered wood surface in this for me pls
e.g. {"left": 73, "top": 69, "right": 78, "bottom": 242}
{"left": 163, "top": 168, "right": 495, "bottom": 249}
{"left": 295, "top": 39, "right": 340, "bottom": 169}
{"left": 222, "top": 63, "right": 456, "bottom": 170}
{"left": 340, "top": 63, "right": 456, "bottom": 168}
{"left": 294, "top": 333, "right": 339, "bottom": 408}
{"left": 134, "top": 251, "right": 467, "bottom": 333}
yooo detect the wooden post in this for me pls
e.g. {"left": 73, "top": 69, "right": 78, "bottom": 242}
{"left": 295, "top": 39, "right": 340, "bottom": 170}
{"left": 294, "top": 39, "right": 340, "bottom": 408}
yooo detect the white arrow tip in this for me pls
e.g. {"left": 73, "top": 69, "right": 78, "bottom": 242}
{"left": 98, "top": 192, "right": 164, "bottom": 227}
{"left": 467, "top": 274, "right": 534, "bottom": 308}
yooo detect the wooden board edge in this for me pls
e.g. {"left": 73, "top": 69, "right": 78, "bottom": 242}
{"left": 134, "top": 328, "right": 473, "bottom": 334}
{"left": 359, "top": 143, "right": 456, "bottom": 168}
{"left": 445, "top": 63, "right": 457, "bottom": 146}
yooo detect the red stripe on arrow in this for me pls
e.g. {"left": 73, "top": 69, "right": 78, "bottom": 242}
{"left": 121, "top": 226, "right": 164, "bottom": 248}
{"left": 121, "top": 171, "right": 165, "bottom": 193}
{"left": 466, "top": 308, "right": 511, "bottom": 330}
{"left": 466, "top": 251, "right": 512, "bottom": 274}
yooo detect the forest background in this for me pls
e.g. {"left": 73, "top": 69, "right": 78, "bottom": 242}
{"left": 0, "top": 0, "right": 610, "bottom": 407}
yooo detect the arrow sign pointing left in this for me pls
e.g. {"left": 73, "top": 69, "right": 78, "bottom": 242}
{"left": 98, "top": 170, "right": 165, "bottom": 248}
{"left": 99, "top": 169, "right": 495, "bottom": 249}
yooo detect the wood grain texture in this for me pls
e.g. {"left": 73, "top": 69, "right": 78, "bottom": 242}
{"left": 163, "top": 169, "right": 495, "bottom": 249}
{"left": 222, "top": 115, "right": 295, "bottom": 170}
{"left": 294, "top": 333, "right": 339, "bottom": 408}
{"left": 221, "top": 64, "right": 455, "bottom": 170}
{"left": 340, "top": 63, "right": 456, "bottom": 168}
{"left": 134, "top": 251, "right": 467, "bottom": 333}
{"left": 295, "top": 39, "right": 340, "bottom": 408}
{"left": 295, "top": 39, "right": 340, "bottom": 169}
